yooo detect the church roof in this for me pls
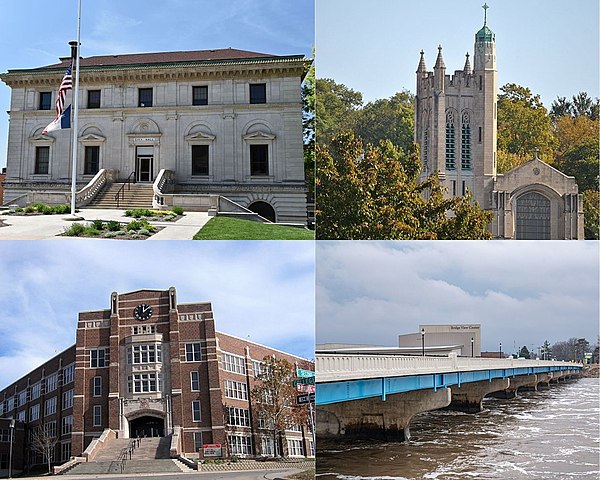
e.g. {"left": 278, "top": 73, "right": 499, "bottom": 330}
{"left": 476, "top": 25, "right": 495, "bottom": 43}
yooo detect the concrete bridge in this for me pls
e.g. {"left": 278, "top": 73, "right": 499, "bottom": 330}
{"left": 316, "top": 353, "right": 582, "bottom": 441}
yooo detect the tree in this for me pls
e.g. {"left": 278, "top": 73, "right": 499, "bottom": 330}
{"left": 550, "top": 96, "right": 573, "bottom": 119}
{"left": 355, "top": 90, "right": 415, "bottom": 154}
{"left": 302, "top": 53, "right": 315, "bottom": 193}
{"left": 30, "top": 424, "right": 58, "bottom": 473}
{"left": 315, "top": 78, "right": 363, "bottom": 149}
{"left": 251, "top": 356, "right": 308, "bottom": 458}
{"left": 518, "top": 345, "right": 531, "bottom": 359}
{"left": 583, "top": 190, "right": 599, "bottom": 240}
{"left": 541, "top": 340, "right": 552, "bottom": 360}
{"left": 556, "top": 139, "right": 600, "bottom": 192}
{"left": 497, "top": 83, "right": 556, "bottom": 162}
{"left": 316, "top": 132, "right": 493, "bottom": 239}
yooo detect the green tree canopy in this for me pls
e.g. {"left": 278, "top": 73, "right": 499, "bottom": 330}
{"left": 518, "top": 345, "right": 531, "bottom": 359}
{"left": 316, "top": 132, "right": 492, "bottom": 239}
{"left": 582, "top": 190, "right": 600, "bottom": 240}
{"left": 302, "top": 56, "right": 315, "bottom": 192}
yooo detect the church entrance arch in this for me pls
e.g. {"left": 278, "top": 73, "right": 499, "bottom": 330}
{"left": 129, "top": 415, "right": 165, "bottom": 438}
{"left": 515, "top": 191, "right": 551, "bottom": 240}
{"left": 248, "top": 201, "right": 276, "bottom": 222}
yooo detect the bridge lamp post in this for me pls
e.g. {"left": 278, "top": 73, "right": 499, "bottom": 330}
{"left": 499, "top": 342, "right": 502, "bottom": 359}
{"left": 471, "top": 337, "right": 474, "bottom": 358}
{"left": 421, "top": 328, "right": 425, "bottom": 357}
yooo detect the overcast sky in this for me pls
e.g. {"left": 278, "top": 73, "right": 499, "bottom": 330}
{"left": 316, "top": 0, "right": 599, "bottom": 106}
{"left": 316, "top": 241, "right": 599, "bottom": 355}
{"left": 0, "top": 0, "right": 314, "bottom": 168}
{"left": 0, "top": 241, "right": 315, "bottom": 388}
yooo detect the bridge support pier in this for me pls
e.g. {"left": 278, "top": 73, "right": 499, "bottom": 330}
{"left": 488, "top": 375, "right": 538, "bottom": 399}
{"left": 534, "top": 373, "right": 551, "bottom": 389}
{"left": 316, "top": 387, "right": 451, "bottom": 441}
{"left": 447, "top": 378, "right": 509, "bottom": 413}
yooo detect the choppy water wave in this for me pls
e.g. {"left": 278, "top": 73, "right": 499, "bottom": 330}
{"left": 317, "top": 378, "right": 600, "bottom": 480}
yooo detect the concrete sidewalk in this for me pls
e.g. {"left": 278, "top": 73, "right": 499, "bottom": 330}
{"left": 0, "top": 209, "right": 211, "bottom": 240}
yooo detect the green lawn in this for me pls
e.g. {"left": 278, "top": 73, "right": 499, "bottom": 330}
{"left": 193, "top": 217, "right": 315, "bottom": 240}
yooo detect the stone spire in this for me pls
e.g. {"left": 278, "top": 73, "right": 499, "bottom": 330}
{"left": 416, "top": 49, "right": 427, "bottom": 73}
{"left": 434, "top": 45, "right": 446, "bottom": 69}
{"left": 463, "top": 52, "right": 472, "bottom": 74}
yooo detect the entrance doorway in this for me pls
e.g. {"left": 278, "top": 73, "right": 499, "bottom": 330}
{"left": 129, "top": 415, "right": 165, "bottom": 438}
{"left": 248, "top": 201, "right": 276, "bottom": 222}
{"left": 136, "top": 146, "right": 154, "bottom": 182}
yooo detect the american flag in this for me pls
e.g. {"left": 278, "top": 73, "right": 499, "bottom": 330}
{"left": 42, "top": 64, "right": 73, "bottom": 135}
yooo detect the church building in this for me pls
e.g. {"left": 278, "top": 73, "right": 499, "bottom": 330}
{"left": 0, "top": 288, "right": 314, "bottom": 474}
{"left": 414, "top": 6, "right": 583, "bottom": 239}
{"left": 0, "top": 48, "right": 311, "bottom": 224}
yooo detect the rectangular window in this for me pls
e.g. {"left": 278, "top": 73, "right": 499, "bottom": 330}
{"left": 258, "top": 414, "right": 274, "bottom": 429}
{"left": 138, "top": 88, "right": 153, "bottom": 107}
{"left": 44, "top": 422, "right": 57, "bottom": 439}
{"left": 90, "top": 349, "right": 107, "bottom": 368}
{"left": 61, "top": 442, "right": 71, "bottom": 462}
{"left": 462, "top": 180, "right": 466, "bottom": 196}
{"left": 228, "top": 434, "right": 252, "bottom": 456}
{"left": 18, "top": 391, "right": 27, "bottom": 407}
{"left": 128, "top": 373, "right": 161, "bottom": 393}
{"left": 190, "top": 371, "right": 200, "bottom": 391}
{"left": 0, "top": 402, "right": 3, "bottom": 416}
{"left": 193, "top": 432, "right": 203, "bottom": 452}
{"left": 63, "top": 364, "right": 75, "bottom": 385}
{"left": 260, "top": 436, "right": 274, "bottom": 456}
{"left": 479, "top": 75, "right": 482, "bottom": 91}
{"left": 249, "top": 83, "right": 266, "bottom": 104}
{"left": 226, "top": 407, "right": 250, "bottom": 427}
{"left": 250, "top": 144, "right": 269, "bottom": 176}
{"left": 62, "top": 415, "right": 73, "bottom": 435}
{"left": 192, "top": 401, "right": 201, "bottom": 422}
{"left": 224, "top": 379, "right": 248, "bottom": 400}
{"left": 29, "top": 404, "right": 40, "bottom": 421}
{"left": 287, "top": 439, "right": 304, "bottom": 457}
{"left": 63, "top": 389, "right": 73, "bottom": 410}
{"left": 93, "top": 405, "right": 101, "bottom": 426}
{"left": 461, "top": 125, "right": 471, "bottom": 170}
{"left": 39, "top": 92, "right": 52, "bottom": 110}
{"left": 84, "top": 146, "right": 100, "bottom": 175}
{"left": 6, "top": 397, "right": 14, "bottom": 412}
{"left": 222, "top": 352, "right": 246, "bottom": 375}
{"left": 191, "top": 145, "right": 209, "bottom": 176}
{"left": 31, "top": 383, "right": 41, "bottom": 400}
{"left": 0, "top": 453, "right": 8, "bottom": 469}
{"left": 35, "top": 146, "right": 50, "bottom": 174}
{"left": 46, "top": 373, "right": 58, "bottom": 393}
{"left": 88, "top": 90, "right": 101, "bottom": 108}
{"left": 0, "top": 429, "right": 9, "bottom": 442}
{"left": 93, "top": 377, "right": 102, "bottom": 397}
{"left": 127, "top": 344, "right": 162, "bottom": 364}
{"left": 452, "top": 180, "right": 456, "bottom": 196}
{"left": 445, "top": 123, "right": 456, "bottom": 170}
{"left": 132, "top": 325, "right": 156, "bottom": 335}
{"left": 185, "top": 343, "right": 202, "bottom": 362}
{"left": 17, "top": 411, "right": 25, "bottom": 422}
{"left": 192, "top": 86, "right": 208, "bottom": 106}
{"left": 45, "top": 397, "right": 57, "bottom": 416}
{"left": 253, "top": 360, "right": 267, "bottom": 378}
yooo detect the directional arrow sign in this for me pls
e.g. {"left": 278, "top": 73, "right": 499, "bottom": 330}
{"left": 296, "top": 368, "right": 315, "bottom": 378}
{"left": 296, "top": 393, "right": 315, "bottom": 405}
{"left": 292, "top": 377, "right": 315, "bottom": 386}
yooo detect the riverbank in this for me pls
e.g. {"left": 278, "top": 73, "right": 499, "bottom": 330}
{"left": 581, "top": 363, "right": 600, "bottom": 378}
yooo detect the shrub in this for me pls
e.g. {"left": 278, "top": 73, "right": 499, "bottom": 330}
{"left": 91, "top": 219, "right": 105, "bottom": 230}
{"left": 24, "top": 206, "right": 35, "bottom": 214}
{"left": 125, "top": 209, "right": 153, "bottom": 218}
{"left": 138, "top": 228, "right": 151, "bottom": 236}
{"left": 63, "top": 223, "right": 86, "bottom": 236}
{"left": 84, "top": 228, "right": 101, "bottom": 236}
{"left": 106, "top": 220, "right": 121, "bottom": 231}
{"left": 126, "top": 219, "right": 154, "bottom": 232}
{"left": 14, "top": 207, "right": 23, "bottom": 213}
{"left": 30, "top": 203, "right": 46, "bottom": 211}
{"left": 53, "top": 204, "right": 71, "bottom": 214}
{"left": 172, "top": 206, "right": 184, "bottom": 216}
{"left": 104, "top": 231, "right": 119, "bottom": 238}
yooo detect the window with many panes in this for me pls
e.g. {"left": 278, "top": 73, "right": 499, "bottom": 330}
{"left": 226, "top": 407, "right": 250, "bottom": 427}
{"left": 6, "top": 397, "right": 14, "bottom": 412}
{"left": 445, "top": 110, "right": 456, "bottom": 170}
{"left": 17, "top": 411, "right": 25, "bottom": 422}
{"left": 18, "top": 391, "right": 26, "bottom": 407}
{"left": 45, "top": 397, "right": 57, "bottom": 416}
{"left": 224, "top": 380, "right": 247, "bottom": 400}
{"left": 62, "top": 416, "right": 73, "bottom": 435}
{"left": 63, "top": 364, "right": 75, "bottom": 384}
{"left": 93, "top": 405, "right": 102, "bottom": 426}
{"left": 253, "top": 360, "right": 268, "bottom": 377}
{"left": 228, "top": 434, "right": 252, "bottom": 455}
{"left": 93, "top": 377, "right": 102, "bottom": 397}
{"left": 39, "top": 92, "right": 52, "bottom": 110}
{"left": 192, "top": 86, "right": 208, "bottom": 106}
{"left": 190, "top": 371, "right": 200, "bottom": 391}
{"left": 88, "top": 90, "right": 101, "bottom": 108}
{"left": 287, "top": 439, "right": 304, "bottom": 457}
{"left": 191, "top": 145, "right": 209, "bottom": 176}
{"left": 63, "top": 389, "right": 73, "bottom": 409}
{"left": 84, "top": 146, "right": 100, "bottom": 175}
{"left": 250, "top": 144, "right": 269, "bottom": 176}
{"left": 261, "top": 436, "right": 274, "bottom": 456}
{"left": 222, "top": 352, "right": 246, "bottom": 374}
{"left": 31, "top": 383, "right": 41, "bottom": 400}
{"left": 90, "top": 349, "right": 107, "bottom": 368}
{"left": 193, "top": 432, "right": 203, "bottom": 452}
{"left": 0, "top": 430, "right": 9, "bottom": 442}
{"left": 461, "top": 112, "right": 471, "bottom": 170}
{"left": 128, "top": 373, "right": 161, "bottom": 393}
{"left": 61, "top": 442, "right": 71, "bottom": 462}
{"left": 185, "top": 343, "right": 201, "bottom": 362}
{"left": 35, "top": 146, "right": 50, "bottom": 174}
{"left": 249, "top": 83, "right": 266, "bottom": 104}
{"left": 192, "top": 401, "right": 201, "bottom": 422}
{"left": 46, "top": 373, "right": 58, "bottom": 392}
{"left": 30, "top": 404, "right": 40, "bottom": 421}
{"left": 132, "top": 325, "right": 156, "bottom": 335}
{"left": 127, "top": 344, "right": 162, "bottom": 364}
{"left": 44, "top": 422, "right": 57, "bottom": 439}
{"left": 138, "top": 88, "right": 153, "bottom": 107}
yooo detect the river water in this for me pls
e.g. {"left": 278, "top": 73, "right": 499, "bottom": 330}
{"left": 316, "top": 377, "right": 599, "bottom": 480}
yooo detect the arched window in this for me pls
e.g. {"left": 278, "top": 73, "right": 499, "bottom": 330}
{"left": 461, "top": 112, "right": 471, "bottom": 170}
{"left": 516, "top": 192, "right": 551, "bottom": 239}
{"left": 445, "top": 110, "right": 456, "bottom": 170}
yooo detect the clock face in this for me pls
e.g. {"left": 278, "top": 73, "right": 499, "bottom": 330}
{"left": 133, "top": 303, "right": 153, "bottom": 321}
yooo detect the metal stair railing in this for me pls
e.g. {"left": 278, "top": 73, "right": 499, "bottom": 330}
{"left": 114, "top": 172, "right": 136, "bottom": 208}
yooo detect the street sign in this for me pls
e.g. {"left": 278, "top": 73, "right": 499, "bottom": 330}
{"left": 296, "top": 384, "right": 315, "bottom": 394}
{"left": 203, "top": 444, "right": 222, "bottom": 457}
{"left": 296, "top": 368, "right": 315, "bottom": 378}
{"left": 296, "top": 393, "right": 315, "bottom": 404}
{"left": 292, "top": 377, "right": 315, "bottom": 386}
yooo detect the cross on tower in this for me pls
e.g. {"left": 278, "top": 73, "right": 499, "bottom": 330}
{"left": 482, "top": 3, "right": 489, "bottom": 25}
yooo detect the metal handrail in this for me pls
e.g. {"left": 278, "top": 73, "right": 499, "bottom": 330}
{"left": 114, "top": 171, "right": 136, "bottom": 208}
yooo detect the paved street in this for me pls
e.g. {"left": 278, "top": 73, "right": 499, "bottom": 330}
{"left": 0, "top": 209, "right": 211, "bottom": 240}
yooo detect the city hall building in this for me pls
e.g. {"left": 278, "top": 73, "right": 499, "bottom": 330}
{"left": 0, "top": 288, "right": 314, "bottom": 474}
{"left": 0, "top": 48, "right": 311, "bottom": 223}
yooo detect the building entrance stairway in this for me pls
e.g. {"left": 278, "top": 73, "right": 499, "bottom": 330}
{"left": 86, "top": 182, "right": 154, "bottom": 209}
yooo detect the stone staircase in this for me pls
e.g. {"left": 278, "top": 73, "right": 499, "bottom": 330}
{"left": 64, "top": 436, "right": 192, "bottom": 475}
{"left": 86, "top": 182, "right": 154, "bottom": 209}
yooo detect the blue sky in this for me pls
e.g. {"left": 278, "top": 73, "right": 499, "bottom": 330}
{"left": 316, "top": 0, "right": 599, "bottom": 105}
{"left": 0, "top": 0, "right": 314, "bottom": 168}
{"left": 0, "top": 241, "right": 315, "bottom": 388}
{"left": 316, "top": 241, "right": 599, "bottom": 355}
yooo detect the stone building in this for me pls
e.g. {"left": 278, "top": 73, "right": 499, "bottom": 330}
{"left": 0, "top": 288, "right": 314, "bottom": 473}
{"left": 414, "top": 8, "right": 583, "bottom": 239}
{"left": 0, "top": 48, "right": 311, "bottom": 223}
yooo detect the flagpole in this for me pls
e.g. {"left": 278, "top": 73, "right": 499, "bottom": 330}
{"left": 69, "top": 0, "right": 82, "bottom": 217}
